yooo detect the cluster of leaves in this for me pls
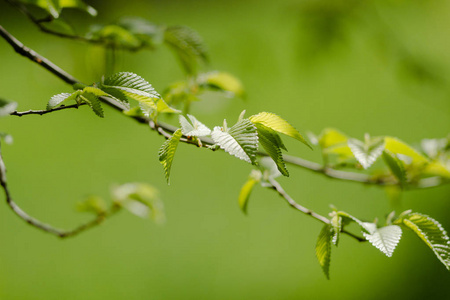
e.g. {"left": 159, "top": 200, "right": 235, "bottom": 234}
{"left": 17, "top": 0, "right": 97, "bottom": 19}
{"left": 158, "top": 111, "right": 310, "bottom": 184}
{"left": 309, "top": 128, "right": 450, "bottom": 187}
{"left": 87, "top": 18, "right": 208, "bottom": 75}
{"left": 163, "top": 71, "right": 245, "bottom": 113}
{"left": 77, "top": 182, "right": 165, "bottom": 224}
{"left": 316, "top": 209, "right": 450, "bottom": 279}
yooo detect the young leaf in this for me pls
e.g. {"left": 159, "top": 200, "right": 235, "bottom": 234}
{"left": 81, "top": 92, "right": 103, "bottom": 117}
{"left": 348, "top": 136, "right": 385, "bottom": 169}
{"left": 384, "top": 137, "right": 429, "bottom": 165}
{"left": 249, "top": 112, "right": 311, "bottom": 149}
{"left": 112, "top": 183, "right": 165, "bottom": 224}
{"left": 102, "top": 72, "right": 160, "bottom": 106}
{"left": 318, "top": 128, "right": 348, "bottom": 149}
{"left": 87, "top": 24, "right": 141, "bottom": 49}
{"left": 47, "top": 92, "right": 74, "bottom": 110}
{"left": 179, "top": 114, "right": 211, "bottom": 137}
{"left": 159, "top": 129, "right": 183, "bottom": 184}
{"left": 0, "top": 99, "right": 18, "bottom": 117}
{"left": 211, "top": 119, "right": 258, "bottom": 164}
{"left": 77, "top": 196, "right": 107, "bottom": 215}
{"left": 362, "top": 224, "right": 402, "bottom": 257}
{"left": 164, "top": 25, "right": 208, "bottom": 74}
{"left": 383, "top": 150, "right": 407, "bottom": 185}
{"left": 20, "top": 0, "right": 97, "bottom": 18}
{"left": 238, "top": 173, "right": 260, "bottom": 214}
{"left": 198, "top": 71, "right": 245, "bottom": 98}
{"left": 255, "top": 123, "right": 289, "bottom": 176}
{"left": 316, "top": 224, "right": 332, "bottom": 279}
{"left": 330, "top": 212, "right": 342, "bottom": 246}
{"left": 400, "top": 212, "right": 450, "bottom": 270}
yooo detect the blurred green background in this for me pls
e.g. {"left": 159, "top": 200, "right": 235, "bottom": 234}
{"left": 0, "top": 0, "right": 449, "bottom": 299}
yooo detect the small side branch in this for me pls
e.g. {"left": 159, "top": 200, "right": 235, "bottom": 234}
{"left": 11, "top": 103, "right": 86, "bottom": 116}
{"left": 267, "top": 178, "right": 366, "bottom": 242}
{"left": 0, "top": 142, "right": 120, "bottom": 238}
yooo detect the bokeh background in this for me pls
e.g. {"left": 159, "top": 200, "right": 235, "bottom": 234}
{"left": 0, "top": 0, "right": 449, "bottom": 299}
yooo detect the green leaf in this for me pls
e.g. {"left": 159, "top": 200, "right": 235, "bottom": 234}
{"left": 164, "top": 25, "right": 208, "bottom": 74}
{"left": 384, "top": 137, "right": 429, "bottom": 165}
{"left": 399, "top": 212, "right": 450, "bottom": 270}
{"left": 102, "top": 72, "right": 160, "bottom": 106}
{"left": 87, "top": 24, "right": 141, "bottom": 48}
{"left": 362, "top": 224, "right": 402, "bottom": 257}
{"left": 198, "top": 71, "right": 245, "bottom": 98}
{"left": 81, "top": 92, "right": 103, "bottom": 117}
{"left": 348, "top": 136, "right": 385, "bottom": 169}
{"left": 117, "top": 17, "right": 165, "bottom": 48}
{"left": 330, "top": 212, "right": 342, "bottom": 246}
{"left": 316, "top": 224, "right": 332, "bottom": 279}
{"left": 112, "top": 183, "right": 164, "bottom": 224}
{"left": 0, "top": 99, "right": 18, "bottom": 117}
{"left": 249, "top": 112, "right": 311, "bottom": 149}
{"left": 211, "top": 119, "right": 258, "bottom": 164}
{"left": 179, "top": 114, "right": 211, "bottom": 137}
{"left": 47, "top": 92, "right": 74, "bottom": 110}
{"left": 77, "top": 195, "right": 107, "bottom": 215}
{"left": 238, "top": 174, "right": 260, "bottom": 214}
{"left": 255, "top": 123, "right": 289, "bottom": 176}
{"left": 318, "top": 128, "right": 348, "bottom": 149}
{"left": 158, "top": 129, "right": 183, "bottom": 184}
{"left": 19, "top": 0, "right": 97, "bottom": 18}
{"left": 383, "top": 150, "right": 407, "bottom": 185}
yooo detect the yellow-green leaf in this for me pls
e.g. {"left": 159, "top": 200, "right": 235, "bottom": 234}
{"left": 249, "top": 112, "right": 311, "bottom": 149}
{"left": 316, "top": 224, "right": 332, "bottom": 279}
{"left": 158, "top": 129, "right": 183, "bottom": 184}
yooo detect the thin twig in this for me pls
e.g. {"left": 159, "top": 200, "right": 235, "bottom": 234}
{"left": 267, "top": 178, "right": 366, "bottom": 242}
{"left": 0, "top": 142, "right": 120, "bottom": 238}
{"left": 0, "top": 25, "right": 446, "bottom": 190}
{"left": 11, "top": 103, "right": 86, "bottom": 116}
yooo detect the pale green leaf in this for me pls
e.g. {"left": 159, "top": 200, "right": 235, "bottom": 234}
{"left": 164, "top": 25, "right": 208, "bottom": 74}
{"left": 112, "top": 183, "right": 164, "bottom": 224}
{"left": 179, "top": 114, "right": 211, "bottom": 137}
{"left": 400, "top": 212, "right": 450, "bottom": 270}
{"left": 0, "top": 99, "right": 18, "bottom": 117}
{"left": 77, "top": 195, "right": 107, "bottom": 215}
{"left": 102, "top": 72, "right": 160, "bottom": 106}
{"left": 20, "top": 0, "right": 97, "bottom": 18}
{"left": 80, "top": 93, "right": 103, "bottom": 117}
{"left": 87, "top": 25, "right": 141, "bottom": 49}
{"left": 316, "top": 224, "right": 332, "bottom": 279}
{"left": 198, "top": 71, "right": 245, "bottom": 98}
{"left": 362, "top": 224, "right": 402, "bottom": 257}
{"left": 348, "top": 136, "right": 385, "bottom": 169}
{"left": 211, "top": 119, "right": 258, "bottom": 164}
{"left": 318, "top": 128, "right": 348, "bottom": 149}
{"left": 383, "top": 150, "right": 407, "bottom": 185}
{"left": 255, "top": 123, "right": 289, "bottom": 176}
{"left": 384, "top": 137, "right": 429, "bottom": 165}
{"left": 249, "top": 112, "right": 311, "bottom": 149}
{"left": 47, "top": 92, "right": 74, "bottom": 110}
{"left": 238, "top": 177, "right": 258, "bottom": 214}
{"left": 330, "top": 212, "right": 342, "bottom": 246}
{"left": 159, "top": 129, "right": 183, "bottom": 184}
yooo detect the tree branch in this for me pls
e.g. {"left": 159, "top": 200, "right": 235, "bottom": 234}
{"left": 0, "top": 142, "right": 120, "bottom": 238}
{"left": 0, "top": 24, "right": 445, "bottom": 190}
{"left": 267, "top": 178, "right": 366, "bottom": 242}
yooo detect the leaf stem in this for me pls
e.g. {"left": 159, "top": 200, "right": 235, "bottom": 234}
{"left": 267, "top": 178, "right": 366, "bottom": 242}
